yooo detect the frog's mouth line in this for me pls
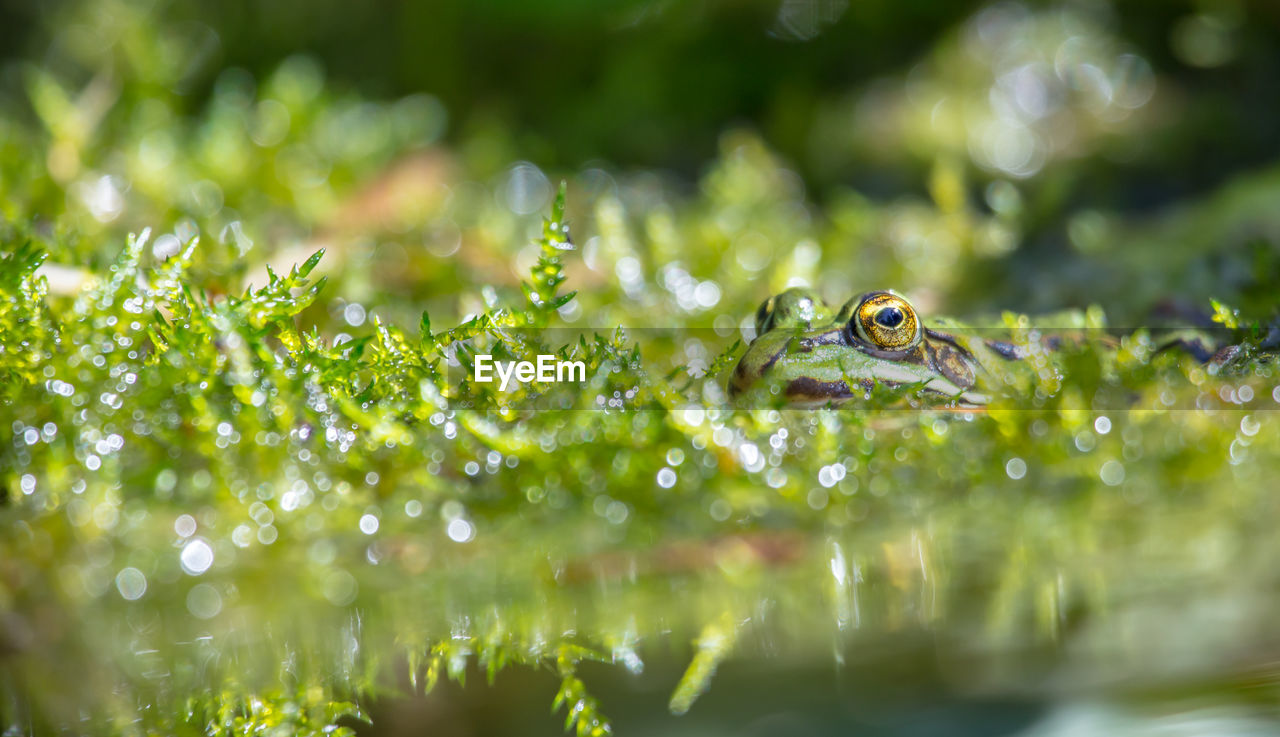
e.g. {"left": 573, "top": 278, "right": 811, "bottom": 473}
{"left": 783, "top": 374, "right": 986, "bottom": 406}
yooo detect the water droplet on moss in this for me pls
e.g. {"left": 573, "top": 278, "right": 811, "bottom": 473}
{"left": 186, "top": 583, "right": 222, "bottom": 619}
{"left": 180, "top": 538, "right": 214, "bottom": 575}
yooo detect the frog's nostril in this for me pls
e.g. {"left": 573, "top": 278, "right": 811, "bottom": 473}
{"left": 875, "top": 307, "right": 904, "bottom": 328}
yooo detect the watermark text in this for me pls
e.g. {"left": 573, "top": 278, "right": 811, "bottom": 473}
{"left": 473, "top": 354, "right": 587, "bottom": 391}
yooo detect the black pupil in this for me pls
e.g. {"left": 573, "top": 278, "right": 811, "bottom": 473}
{"left": 874, "top": 306, "right": 904, "bottom": 329}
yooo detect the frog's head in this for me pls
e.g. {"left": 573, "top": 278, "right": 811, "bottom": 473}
{"left": 731, "top": 290, "right": 986, "bottom": 406}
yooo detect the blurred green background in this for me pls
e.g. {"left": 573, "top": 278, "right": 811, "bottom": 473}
{"left": 3, "top": 0, "right": 1280, "bottom": 326}
{"left": 6, "top": 0, "right": 1278, "bottom": 187}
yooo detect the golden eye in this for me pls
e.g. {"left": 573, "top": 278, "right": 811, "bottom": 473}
{"left": 853, "top": 292, "right": 921, "bottom": 350}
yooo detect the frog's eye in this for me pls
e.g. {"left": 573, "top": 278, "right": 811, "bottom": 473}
{"left": 853, "top": 293, "right": 921, "bottom": 350}
{"left": 754, "top": 295, "right": 777, "bottom": 335}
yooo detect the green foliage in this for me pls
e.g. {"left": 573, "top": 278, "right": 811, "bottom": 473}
{"left": 668, "top": 613, "right": 738, "bottom": 716}
{"left": 524, "top": 181, "right": 578, "bottom": 321}
{"left": 1210, "top": 298, "right": 1240, "bottom": 330}
{"left": 552, "top": 650, "right": 612, "bottom": 737}
{"left": 0, "top": 239, "right": 52, "bottom": 386}
{"left": 188, "top": 684, "right": 365, "bottom": 737}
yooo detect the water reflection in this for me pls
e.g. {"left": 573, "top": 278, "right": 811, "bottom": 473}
{"left": 11, "top": 441, "right": 1280, "bottom": 732}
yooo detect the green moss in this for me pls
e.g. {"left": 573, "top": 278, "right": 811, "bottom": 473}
{"left": 3, "top": 176, "right": 1278, "bottom": 733}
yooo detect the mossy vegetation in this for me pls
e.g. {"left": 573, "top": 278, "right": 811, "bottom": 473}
{"left": 3, "top": 1, "right": 1280, "bottom": 735}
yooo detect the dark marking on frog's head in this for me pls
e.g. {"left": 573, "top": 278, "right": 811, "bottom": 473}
{"left": 730, "top": 332, "right": 790, "bottom": 396}
{"left": 928, "top": 341, "right": 976, "bottom": 389}
{"left": 785, "top": 376, "right": 861, "bottom": 402}
{"left": 982, "top": 338, "right": 1024, "bottom": 360}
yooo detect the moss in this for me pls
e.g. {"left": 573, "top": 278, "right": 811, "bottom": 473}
{"left": 3, "top": 174, "right": 1279, "bottom": 733}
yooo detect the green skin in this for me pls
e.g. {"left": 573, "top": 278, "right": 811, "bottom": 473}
{"left": 730, "top": 287, "right": 1039, "bottom": 407}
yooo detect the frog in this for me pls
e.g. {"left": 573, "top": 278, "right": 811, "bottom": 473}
{"left": 729, "top": 287, "right": 1052, "bottom": 407}
{"left": 730, "top": 287, "right": 1260, "bottom": 407}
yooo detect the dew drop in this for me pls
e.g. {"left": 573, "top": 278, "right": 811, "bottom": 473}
{"left": 180, "top": 538, "right": 214, "bottom": 575}
{"left": 115, "top": 567, "right": 148, "bottom": 601}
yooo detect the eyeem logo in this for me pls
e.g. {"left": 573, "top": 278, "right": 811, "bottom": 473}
{"left": 473, "top": 354, "right": 587, "bottom": 391}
